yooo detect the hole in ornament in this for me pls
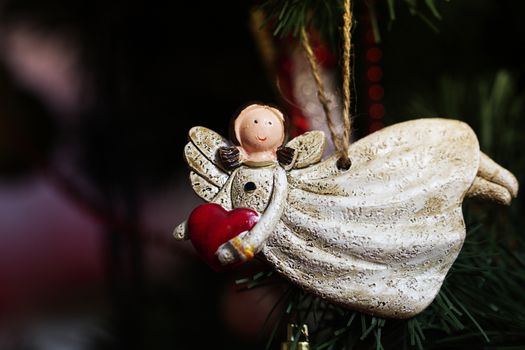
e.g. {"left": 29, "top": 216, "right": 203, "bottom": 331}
{"left": 336, "top": 157, "right": 351, "bottom": 171}
{"left": 244, "top": 182, "right": 257, "bottom": 192}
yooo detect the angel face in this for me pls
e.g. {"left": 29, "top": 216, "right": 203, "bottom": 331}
{"left": 234, "top": 105, "right": 285, "bottom": 154}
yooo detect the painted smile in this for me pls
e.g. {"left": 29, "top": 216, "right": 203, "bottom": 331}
{"left": 256, "top": 136, "right": 267, "bottom": 141}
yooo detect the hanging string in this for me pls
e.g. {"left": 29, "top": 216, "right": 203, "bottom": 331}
{"left": 300, "top": 0, "right": 353, "bottom": 169}
{"left": 300, "top": 28, "right": 343, "bottom": 154}
{"left": 340, "top": 0, "right": 353, "bottom": 168}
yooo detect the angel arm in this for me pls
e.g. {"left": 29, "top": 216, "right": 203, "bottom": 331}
{"left": 216, "top": 166, "right": 288, "bottom": 265}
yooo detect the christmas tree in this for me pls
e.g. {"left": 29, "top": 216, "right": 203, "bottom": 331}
{"left": 0, "top": 1, "right": 523, "bottom": 349}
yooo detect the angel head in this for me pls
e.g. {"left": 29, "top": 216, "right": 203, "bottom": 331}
{"left": 220, "top": 104, "right": 295, "bottom": 169}
{"left": 234, "top": 104, "right": 285, "bottom": 154}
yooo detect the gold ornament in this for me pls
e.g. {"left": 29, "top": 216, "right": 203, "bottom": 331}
{"left": 281, "top": 324, "right": 309, "bottom": 350}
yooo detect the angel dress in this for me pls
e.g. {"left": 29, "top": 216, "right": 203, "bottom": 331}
{"left": 182, "top": 118, "right": 481, "bottom": 318}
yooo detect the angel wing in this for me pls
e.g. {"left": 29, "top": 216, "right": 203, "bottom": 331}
{"left": 285, "top": 130, "right": 326, "bottom": 169}
{"left": 184, "top": 126, "right": 231, "bottom": 202}
{"left": 263, "top": 118, "right": 480, "bottom": 318}
{"left": 184, "top": 127, "right": 326, "bottom": 203}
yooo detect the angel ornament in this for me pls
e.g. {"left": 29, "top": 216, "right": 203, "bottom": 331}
{"left": 174, "top": 103, "right": 518, "bottom": 318}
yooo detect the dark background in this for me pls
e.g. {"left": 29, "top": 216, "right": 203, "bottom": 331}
{"left": 0, "top": 1, "right": 524, "bottom": 349}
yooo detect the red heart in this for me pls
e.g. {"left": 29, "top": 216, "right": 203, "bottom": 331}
{"left": 188, "top": 203, "right": 259, "bottom": 271}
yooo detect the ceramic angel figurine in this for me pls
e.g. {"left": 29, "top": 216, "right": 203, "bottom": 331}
{"left": 174, "top": 103, "right": 518, "bottom": 318}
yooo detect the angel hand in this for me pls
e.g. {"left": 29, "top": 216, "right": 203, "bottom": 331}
{"left": 173, "top": 221, "right": 189, "bottom": 240}
{"left": 216, "top": 231, "right": 254, "bottom": 266}
{"left": 218, "top": 146, "right": 241, "bottom": 170}
{"left": 277, "top": 146, "right": 296, "bottom": 166}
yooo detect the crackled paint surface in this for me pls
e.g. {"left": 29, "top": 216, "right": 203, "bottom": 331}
{"left": 179, "top": 118, "right": 518, "bottom": 318}
{"left": 262, "top": 120, "right": 477, "bottom": 318}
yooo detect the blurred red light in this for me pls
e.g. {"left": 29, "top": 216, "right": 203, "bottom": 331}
{"left": 367, "top": 66, "right": 383, "bottom": 82}
{"left": 368, "top": 85, "right": 384, "bottom": 101}
{"left": 366, "top": 48, "right": 382, "bottom": 63}
{"left": 369, "top": 103, "right": 385, "bottom": 119}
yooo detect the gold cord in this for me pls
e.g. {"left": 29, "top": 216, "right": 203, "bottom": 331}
{"left": 300, "top": 28, "right": 343, "bottom": 153}
{"left": 300, "top": 0, "right": 353, "bottom": 169}
{"left": 340, "top": 0, "right": 353, "bottom": 169}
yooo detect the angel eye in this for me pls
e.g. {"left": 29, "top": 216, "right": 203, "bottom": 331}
{"left": 268, "top": 121, "right": 273, "bottom": 125}
{"left": 254, "top": 119, "right": 258, "bottom": 124}
{"left": 244, "top": 182, "right": 257, "bottom": 192}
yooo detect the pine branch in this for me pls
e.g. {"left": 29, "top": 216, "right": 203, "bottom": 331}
{"left": 236, "top": 70, "right": 525, "bottom": 350}
{"left": 258, "top": 0, "right": 451, "bottom": 45}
